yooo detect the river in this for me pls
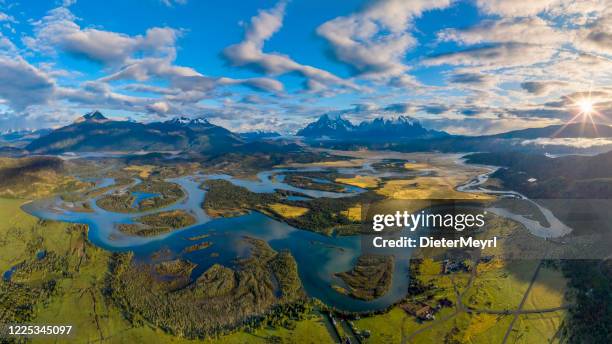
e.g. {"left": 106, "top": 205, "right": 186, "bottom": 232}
{"left": 21, "top": 156, "right": 573, "bottom": 312}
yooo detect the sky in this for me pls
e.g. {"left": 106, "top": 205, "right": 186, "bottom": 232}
{"left": 0, "top": 0, "right": 610, "bottom": 135}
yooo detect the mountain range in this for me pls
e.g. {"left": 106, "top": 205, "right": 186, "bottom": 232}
{"left": 0, "top": 129, "right": 52, "bottom": 144}
{"left": 14, "top": 111, "right": 612, "bottom": 156}
{"left": 486, "top": 123, "right": 612, "bottom": 139}
{"left": 297, "top": 114, "right": 448, "bottom": 140}
{"left": 239, "top": 131, "right": 281, "bottom": 141}
{"left": 26, "top": 112, "right": 243, "bottom": 154}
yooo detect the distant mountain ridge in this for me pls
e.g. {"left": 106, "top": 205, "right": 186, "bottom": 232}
{"left": 0, "top": 128, "right": 52, "bottom": 142}
{"left": 486, "top": 123, "right": 612, "bottom": 139}
{"left": 297, "top": 114, "right": 448, "bottom": 140}
{"left": 20, "top": 111, "right": 612, "bottom": 156}
{"left": 26, "top": 112, "right": 243, "bottom": 154}
{"left": 240, "top": 131, "right": 281, "bottom": 141}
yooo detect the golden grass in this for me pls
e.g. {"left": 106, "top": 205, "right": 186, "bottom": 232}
{"left": 269, "top": 203, "right": 309, "bottom": 218}
{"left": 341, "top": 204, "right": 362, "bottom": 221}
{"left": 0, "top": 158, "right": 89, "bottom": 199}
{"left": 404, "top": 162, "right": 431, "bottom": 170}
{"left": 376, "top": 177, "right": 491, "bottom": 200}
{"left": 462, "top": 313, "right": 502, "bottom": 342}
{"left": 335, "top": 175, "right": 380, "bottom": 188}
{"left": 124, "top": 165, "right": 155, "bottom": 179}
{"left": 369, "top": 154, "right": 494, "bottom": 200}
{"left": 278, "top": 158, "right": 368, "bottom": 168}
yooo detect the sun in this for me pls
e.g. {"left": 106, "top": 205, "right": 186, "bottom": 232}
{"left": 578, "top": 99, "right": 594, "bottom": 115}
{"left": 552, "top": 89, "right": 604, "bottom": 138}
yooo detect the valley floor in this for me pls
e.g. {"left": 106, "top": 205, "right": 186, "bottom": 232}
{"left": 0, "top": 150, "right": 601, "bottom": 343}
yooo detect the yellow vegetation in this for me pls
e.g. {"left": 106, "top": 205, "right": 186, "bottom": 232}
{"left": 124, "top": 165, "right": 155, "bottom": 179}
{"left": 404, "top": 162, "right": 431, "bottom": 170}
{"left": 376, "top": 177, "right": 491, "bottom": 200}
{"left": 341, "top": 205, "right": 362, "bottom": 221}
{"left": 279, "top": 158, "right": 367, "bottom": 168}
{"left": 462, "top": 314, "right": 500, "bottom": 342}
{"left": 477, "top": 257, "right": 507, "bottom": 273}
{"left": 269, "top": 203, "right": 309, "bottom": 218}
{"left": 0, "top": 157, "right": 89, "bottom": 199}
{"left": 419, "top": 258, "right": 442, "bottom": 276}
{"left": 335, "top": 175, "right": 380, "bottom": 188}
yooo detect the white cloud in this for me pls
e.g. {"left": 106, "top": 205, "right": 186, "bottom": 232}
{"left": 99, "top": 57, "right": 200, "bottom": 82}
{"left": 521, "top": 137, "right": 612, "bottom": 148}
{"left": 316, "top": 0, "right": 451, "bottom": 79}
{"left": 0, "top": 108, "right": 76, "bottom": 131}
{"left": 146, "top": 101, "right": 170, "bottom": 114}
{"left": 0, "top": 33, "right": 17, "bottom": 53}
{"left": 423, "top": 43, "right": 557, "bottom": 70}
{"left": 0, "top": 12, "right": 13, "bottom": 22}
{"left": 24, "top": 7, "right": 180, "bottom": 65}
{"left": 223, "top": 1, "right": 353, "bottom": 92}
{"left": 173, "top": 75, "right": 284, "bottom": 94}
{"left": 0, "top": 56, "right": 55, "bottom": 111}
{"left": 438, "top": 17, "right": 566, "bottom": 46}
{"left": 574, "top": 7, "right": 612, "bottom": 55}
{"left": 160, "top": 0, "right": 187, "bottom": 7}
{"left": 520, "top": 80, "right": 569, "bottom": 95}
{"left": 475, "top": 0, "right": 557, "bottom": 17}
{"left": 56, "top": 81, "right": 152, "bottom": 112}
{"left": 62, "top": 0, "right": 77, "bottom": 7}
{"left": 447, "top": 72, "right": 496, "bottom": 87}
{"left": 475, "top": 0, "right": 608, "bottom": 20}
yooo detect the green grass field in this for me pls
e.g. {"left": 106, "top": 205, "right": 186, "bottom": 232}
{"left": 507, "top": 311, "right": 566, "bottom": 343}
{"left": 463, "top": 260, "right": 538, "bottom": 310}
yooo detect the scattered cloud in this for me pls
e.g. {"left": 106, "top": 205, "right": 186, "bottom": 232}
{"left": 317, "top": 0, "right": 451, "bottom": 81}
{"left": 0, "top": 0, "right": 609, "bottom": 134}
{"left": 146, "top": 101, "right": 171, "bottom": 115}
{"left": 520, "top": 80, "right": 568, "bottom": 95}
{"left": 223, "top": 1, "right": 353, "bottom": 93}
{"left": 521, "top": 137, "right": 612, "bottom": 148}
{"left": 62, "top": 0, "right": 77, "bottom": 7}
{"left": 24, "top": 7, "right": 180, "bottom": 66}
{"left": 0, "top": 56, "right": 55, "bottom": 111}
{"left": 448, "top": 72, "right": 495, "bottom": 86}
{"left": 0, "top": 11, "right": 16, "bottom": 22}
{"left": 160, "top": 0, "right": 187, "bottom": 7}
{"left": 420, "top": 103, "right": 451, "bottom": 115}
{"left": 474, "top": 0, "right": 558, "bottom": 17}
{"left": 424, "top": 43, "right": 557, "bottom": 70}
{"left": 438, "top": 17, "right": 565, "bottom": 46}
{"left": 574, "top": 7, "right": 612, "bottom": 54}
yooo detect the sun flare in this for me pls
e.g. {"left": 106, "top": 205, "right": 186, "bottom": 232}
{"left": 578, "top": 99, "right": 594, "bottom": 115}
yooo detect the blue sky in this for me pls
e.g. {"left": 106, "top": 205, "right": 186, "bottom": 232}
{"left": 0, "top": 0, "right": 610, "bottom": 134}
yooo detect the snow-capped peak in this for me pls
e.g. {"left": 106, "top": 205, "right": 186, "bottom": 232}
{"left": 392, "top": 115, "right": 416, "bottom": 125}
{"left": 190, "top": 117, "right": 210, "bottom": 125}
{"left": 166, "top": 116, "right": 211, "bottom": 126}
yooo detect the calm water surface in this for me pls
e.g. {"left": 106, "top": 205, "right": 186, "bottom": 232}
{"left": 22, "top": 161, "right": 572, "bottom": 312}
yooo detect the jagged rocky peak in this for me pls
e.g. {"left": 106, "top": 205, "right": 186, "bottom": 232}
{"left": 360, "top": 115, "right": 418, "bottom": 128}
{"left": 79, "top": 110, "right": 108, "bottom": 122}
{"left": 298, "top": 113, "right": 447, "bottom": 140}
{"left": 392, "top": 115, "right": 417, "bottom": 125}
{"left": 317, "top": 113, "right": 353, "bottom": 128}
